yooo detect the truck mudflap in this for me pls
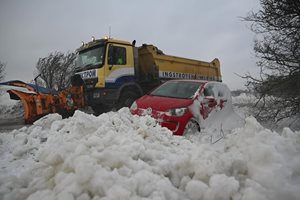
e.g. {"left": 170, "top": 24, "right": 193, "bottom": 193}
{"left": 0, "top": 80, "right": 85, "bottom": 124}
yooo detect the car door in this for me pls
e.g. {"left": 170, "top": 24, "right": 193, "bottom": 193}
{"left": 200, "top": 82, "right": 218, "bottom": 119}
{"left": 215, "top": 83, "right": 231, "bottom": 110}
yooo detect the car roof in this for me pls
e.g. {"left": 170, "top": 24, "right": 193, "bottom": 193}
{"left": 165, "top": 79, "right": 228, "bottom": 84}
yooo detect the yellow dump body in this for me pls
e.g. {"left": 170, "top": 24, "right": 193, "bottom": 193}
{"left": 138, "top": 44, "right": 221, "bottom": 82}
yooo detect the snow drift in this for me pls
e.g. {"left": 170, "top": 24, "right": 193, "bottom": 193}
{"left": 0, "top": 107, "right": 300, "bottom": 200}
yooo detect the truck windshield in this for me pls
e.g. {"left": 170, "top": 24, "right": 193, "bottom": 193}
{"left": 76, "top": 45, "right": 105, "bottom": 70}
{"left": 150, "top": 81, "right": 202, "bottom": 99}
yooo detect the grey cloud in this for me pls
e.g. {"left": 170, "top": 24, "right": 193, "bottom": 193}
{"left": 0, "top": 0, "right": 260, "bottom": 89}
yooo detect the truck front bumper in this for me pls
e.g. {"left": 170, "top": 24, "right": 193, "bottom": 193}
{"left": 86, "top": 88, "right": 119, "bottom": 106}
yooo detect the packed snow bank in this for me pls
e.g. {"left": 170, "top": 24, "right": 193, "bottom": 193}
{"left": 0, "top": 108, "right": 300, "bottom": 200}
{"left": 232, "top": 93, "right": 300, "bottom": 131}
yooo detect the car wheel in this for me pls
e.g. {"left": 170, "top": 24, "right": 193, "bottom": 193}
{"left": 183, "top": 119, "right": 200, "bottom": 138}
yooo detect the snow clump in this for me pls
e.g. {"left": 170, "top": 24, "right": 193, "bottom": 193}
{"left": 0, "top": 108, "right": 299, "bottom": 200}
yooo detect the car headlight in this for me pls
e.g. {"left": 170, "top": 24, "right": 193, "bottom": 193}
{"left": 166, "top": 107, "right": 188, "bottom": 117}
{"left": 130, "top": 101, "right": 137, "bottom": 110}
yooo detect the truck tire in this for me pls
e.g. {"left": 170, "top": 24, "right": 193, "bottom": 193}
{"left": 57, "top": 108, "right": 74, "bottom": 119}
{"left": 116, "top": 91, "right": 139, "bottom": 110}
{"left": 92, "top": 104, "right": 111, "bottom": 116}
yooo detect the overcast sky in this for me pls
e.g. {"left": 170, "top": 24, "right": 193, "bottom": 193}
{"left": 0, "top": 0, "right": 260, "bottom": 90}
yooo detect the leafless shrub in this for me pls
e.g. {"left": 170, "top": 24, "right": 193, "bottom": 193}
{"left": 243, "top": 0, "right": 300, "bottom": 123}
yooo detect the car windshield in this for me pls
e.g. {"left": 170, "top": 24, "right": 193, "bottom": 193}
{"left": 150, "top": 81, "right": 202, "bottom": 99}
{"left": 76, "top": 45, "right": 105, "bottom": 69}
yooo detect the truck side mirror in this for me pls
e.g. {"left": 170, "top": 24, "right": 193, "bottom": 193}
{"left": 132, "top": 40, "right": 136, "bottom": 46}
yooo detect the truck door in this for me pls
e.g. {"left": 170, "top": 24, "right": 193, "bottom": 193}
{"left": 105, "top": 44, "right": 134, "bottom": 86}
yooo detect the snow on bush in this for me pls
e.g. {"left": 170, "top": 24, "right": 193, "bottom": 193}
{"left": 232, "top": 92, "right": 300, "bottom": 131}
{"left": 231, "top": 93, "right": 257, "bottom": 106}
{"left": 0, "top": 108, "right": 300, "bottom": 200}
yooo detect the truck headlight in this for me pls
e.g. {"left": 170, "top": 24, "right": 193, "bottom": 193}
{"left": 166, "top": 107, "right": 188, "bottom": 117}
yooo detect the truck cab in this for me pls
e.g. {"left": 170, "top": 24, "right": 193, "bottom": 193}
{"left": 74, "top": 38, "right": 144, "bottom": 114}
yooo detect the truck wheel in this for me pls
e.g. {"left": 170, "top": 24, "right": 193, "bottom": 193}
{"left": 57, "top": 108, "right": 74, "bottom": 119}
{"left": 116, "top": 91, "right": 139, "bottom": 110}
{"left": 92, "top": 104, "right": 111, "bottom": 116}
{"left": 183, "top": 119, "right": 200, "bottom": 138}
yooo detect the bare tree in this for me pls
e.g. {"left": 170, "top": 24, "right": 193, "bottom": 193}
{"left": 243, "top": 0, "right": 300, "bottom": 122}
{"left": 0, "top": 61, "right": 6, "bottom": 81}
{"left": 35, "top": 52, "right": 76, "bottom": 91}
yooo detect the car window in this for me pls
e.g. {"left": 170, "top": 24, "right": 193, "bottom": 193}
{"left": 150, "top": 81, "right": 202, "bottom": 99}
{"left": 205, "top": 83, "right": 231, "bottom": 101}
{"left": 203, "top": 84, "right": 214, "bottom": 97}
{"left": 218, "top": 90, "right": 224, "bottom": 98}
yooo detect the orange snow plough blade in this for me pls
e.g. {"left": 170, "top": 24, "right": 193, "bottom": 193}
{"left": 2, "top": 80, "right": 85, "bottom": 124}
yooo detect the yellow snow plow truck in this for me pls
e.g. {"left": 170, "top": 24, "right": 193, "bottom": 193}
{"left": 74, "top": 37, "right": 221, "bottom": 114}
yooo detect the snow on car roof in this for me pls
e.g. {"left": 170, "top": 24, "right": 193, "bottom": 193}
{"left": 167, "top": 79, "right": 208, "bottom": 83}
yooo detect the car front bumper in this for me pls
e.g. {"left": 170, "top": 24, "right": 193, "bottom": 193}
{"left": 130, "top": 108, "right": 192, "bottom": 136}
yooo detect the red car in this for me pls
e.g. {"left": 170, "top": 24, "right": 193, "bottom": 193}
{"left": 130, "top": 80, "right": 232, "bottom": 136}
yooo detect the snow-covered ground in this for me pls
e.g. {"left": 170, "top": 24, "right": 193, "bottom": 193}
{"left": 0, "top": 92, "right": 300, "bottom": 200}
